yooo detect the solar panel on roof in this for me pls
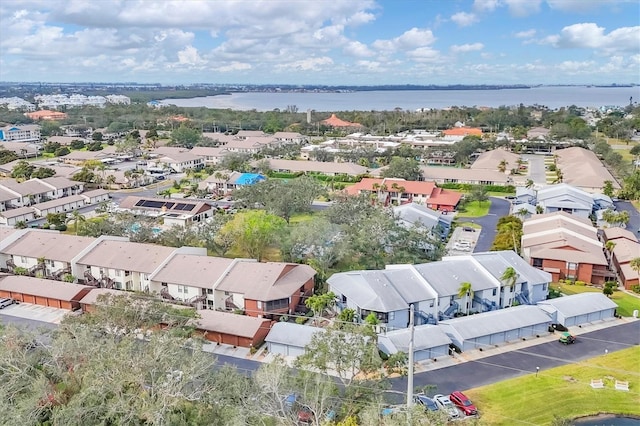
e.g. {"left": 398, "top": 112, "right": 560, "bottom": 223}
{"left": 181, "top": 204, "right": 195, "bottom": 211}
{"left": 140, "top": 200, "right": 165, "bottom": 209}
{"left": 175, "top": 203, "right": 188, "bottom": 210}
{"left": 135, "top": 200, "right": 145, "bottom": 207}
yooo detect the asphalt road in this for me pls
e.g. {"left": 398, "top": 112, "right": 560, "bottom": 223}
{"left": 615, "top": 200, "right": 640, "bottom": 234}
{"left": 471, "top": 197, "right": 511, "bottom": 252}
{"left": 390, "top": 321, "right": 640, "bottom": 396}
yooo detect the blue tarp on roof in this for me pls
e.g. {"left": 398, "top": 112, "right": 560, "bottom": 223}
{"left": 236, "top": 173, "right": 266, "bottom": 185}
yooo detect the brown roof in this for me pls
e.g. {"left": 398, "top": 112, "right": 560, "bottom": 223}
{"left": 216, "top": 262, "right": 315, "bottom": 302}
{"left": 0, "top": 226, "right": 21, "bottom": 241}
{"left": 118, "top": 196, "right": 212, "bottom": 216}
{"left": 191, "top": 310, "right": 271, "bottom": 338}
{"left": 0, "top": 275, "right": 91, "bottom": 301}
{"left": 555, "top": 147, "right": 619, "bottom": 191}
{"left": 523, "top": 214, "right": 596, "bottom": 237}
{"left": 78, "top": 288, "right": 123, "bottom": 306}
{"left": 76, "top": 240, "right": 175, "bottom": 273}
{"left": 471, "top": 149, "right": 520, "bottom": 170}
{"left": 258, "top": 159, "right": 369, "bottom": 176}
{"left": 612, "top": 239, "right": 640, "bottom": 264}
{"left": 443, "top": 127, "right": 482, "bottom": 137}
{"left": 419, "top": 166, "right": 511, "bottom": 184}
{"left": 2, "top": 230, "right": 94, "bottom": 262}
{"left": 603, "top": 227, "right": 639, "bottom": 243}
{"left": 530, "top": 247, "right": 607, "bottom": 265}
{"left": 151, "top": 255, "right": 235, "bottom": 288}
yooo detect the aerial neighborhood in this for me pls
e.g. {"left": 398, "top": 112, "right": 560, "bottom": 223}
{"left": 1, "top": 86, "right": 639, "bottom": 424}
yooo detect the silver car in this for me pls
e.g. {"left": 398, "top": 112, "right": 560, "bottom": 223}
{"left": 433, "top": 394, "right": 460, "bottom": 418}
{"left": 0, "top": 298, "right": 17, "bottom": 309}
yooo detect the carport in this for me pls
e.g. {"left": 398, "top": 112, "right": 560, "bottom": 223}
{"left": 438, "top": 305, "right": 551, "bottom": 352}
{"left": 537, "top": 293, "right": 617, "bottom": 327}
{"left": 190, "top": 310, "right": 272, "bottom": 348}
{"left": 265, "top": 322, "right": 326, "bottom": 357}
{"left": 378, "top": 325, "right": 452, "bottom": 361}
{"left": 0, "top": 275, "right": 92, "bottom": 310}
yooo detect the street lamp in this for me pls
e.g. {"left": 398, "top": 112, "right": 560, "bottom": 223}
{"left": 536, "top": 366, "right": 540, "bottom": 377}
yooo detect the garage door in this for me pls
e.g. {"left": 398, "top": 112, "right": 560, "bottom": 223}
{"left": 587, "top": 311, "right": 602, "bottom": 322}
{"left": 414, "top": 350, "right": 431, "bottom": 362}
{"left": 23, "top": 295, "right": 36, "bottom": 304}
{"left": 574, "top": 314, "right": 589, "bottom": 325}
{"left": 490, "top": 332, "right": 506, "bottom": 345}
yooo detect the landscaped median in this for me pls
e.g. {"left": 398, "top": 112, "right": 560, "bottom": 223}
{"left": 551, "top": 282, "right": 640, "bottom": 318}
{"left": 465, "top": 346, "right": 640, "bottom": 425}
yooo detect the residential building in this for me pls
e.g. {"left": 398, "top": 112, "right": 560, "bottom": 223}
{"left": 328, "top": 250, "right": 551, "bottom": 331}
{"left": 378, "top": 325, "right": 452, "bottom": 361}
{"left": 190, "top": 146, "right": 228, "bottom": 166}
{"left": 345, "top": 178, "right": 462, "bottom": 212}
{"left": 214, "top": 262, "right": 315, "bottom": 319}
{"left": 117, "top": 196, "right": 214, "bottom": 227}
{"left": 253, "top": 158, "right": 371, "bottom": 176}
{"left": 419, "top": 166, "right": 512, "bottom": 186}
{"left": 0, "top": 207, "right": 35, "bottom": 226}
{"left": 321, "top": 114, "right": 363, "bottom": 128}
{"left": 470, "top": 148, "right": 521, "bottom": 173}
{"left": 393, "top": 202, "right": 453, "bottom": 241}
{"left": 25, "top": 110, "right": 68, "bottom": 121}
{"left": 191, "top": 310, "right": 272, "bottom": 348}
{"left": 537, "top": 293, "right": 617, "bottom": 326}
{"left": 149, "top": 150, "right": 204, "bottom": 172}
{"left": 521, "top": 212, "right": 612, "bottom": 284}
{"left": 535, "top": 183, "right": 595, "bottom": 218}
{"left": 0, "top": 97, "right": 36, "bottom": 111}
{"left": 0, "top": 177, "right": 83, "bottom": 208}
{"left": 441, "top": 127, "right": 482, "bottom": 141}
{"left": 0, "top": 275, "right": 92, "bottom": 311}
{"left": 198, "top": 172, "right": 266, "bottom": 195}
{"left": 554, "top": 147, "right": 620, "bottom": 193}
{"left": 603, "top": 227, "right": 640, "bottom": 290}
{"left": 0, "top": 124, "right": 41, "bottom": 143}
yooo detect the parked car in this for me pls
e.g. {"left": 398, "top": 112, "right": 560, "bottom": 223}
{"left": 559, "top": 332, "right": 576, "bottom": 345}
{"left": 434, "top": 394, "right": 460, "bottom": 418}
{"left": 414, "top": 395, "right": 439, "bottom": 412}
{"left": 449, "top": 391, "right": 478, "bottom": 416}
{"left": 0, "top": 298, "right": 17, "bottom": 309}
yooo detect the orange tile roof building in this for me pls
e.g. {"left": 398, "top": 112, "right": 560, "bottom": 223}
{"left": 442, "top": 127, "right": 482, "bottom": 137}
{"left": 321, "top": 114, "right": 363, "bottom": 128}
{"left": 346, "top": 178, "right": 462, "bottom": 212}
{"left": 25, "top": 110, "right": 68, "bottom": 121}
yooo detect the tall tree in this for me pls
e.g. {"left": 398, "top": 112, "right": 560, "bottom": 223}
{"left": 500, "top": 266, "right": 518, "bottom": 307}
{"left": 216, "top": 210, "right": 286, "bottom": 261}
{"left": 457, "top": 281, "right": 474, "bottom": 315}
{"left": 381, "top": 157, "right": 422, "bottom": 181}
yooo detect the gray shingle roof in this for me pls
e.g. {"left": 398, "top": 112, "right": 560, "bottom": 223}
{"left": 413, "top": 259, "right": 499, "bottom": 296}
{"left": 380, "top": 325, "right": 451, "bottom": 353}
{"left": 328, "top": 270, "right": 408, "bottom": 312}
{"left": 265, "top": 322, "right": 325, "bottom": 347}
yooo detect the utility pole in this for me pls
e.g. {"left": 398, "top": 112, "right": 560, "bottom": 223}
{"left": 407, "top": 304, "right": 415, "bottom": 409}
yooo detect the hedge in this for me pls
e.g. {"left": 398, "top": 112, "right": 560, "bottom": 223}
{"left": 438, "top": 183, "right": 516, "bottom": 193}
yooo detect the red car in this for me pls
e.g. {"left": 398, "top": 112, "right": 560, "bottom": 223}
{"left": 449, "top": 391, "right": 478, "bottom": 416}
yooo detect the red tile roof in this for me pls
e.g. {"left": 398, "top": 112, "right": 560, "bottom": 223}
{"left": 345, "top": 178, "right": 461, "bottom": 208}
{"left": 443, "top": 127, "right": 482, "bottom": 137}
{"left": 321, "top": 114, "right": 363, "bottom": 128}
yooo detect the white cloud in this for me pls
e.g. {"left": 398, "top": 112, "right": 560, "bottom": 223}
{"left": 504, "top": 0, "right": 542, "bottom": 17}
{"left": 176, "top": 46, "right": 205, "bottom": 67}
{"left": 343, "top": 41, "right": 375, "bottom": 58}
{"left": 213, "top": 62, "right": 252, "bottom": 72}
{"left": 372, "top": 28, "right": 436, "bottom": 52}
{"left": 406, "top": 47, "right": 441, "bottom": 62}
{"left": 450, "top": 43, "right": 484, "bottom": 53}
{"left": 543, "top": 23, "right": 640, "bottom": 53}
{"left": 276, "top": 57, "right": 334, "bottom": 71}
{"left": 473, "top": 0, "right": 501, "bottom": 12}
{"left": 451, "top": 12, "right": 478, "bottom": 27}
{"left": 515, "top": 29, "right": 536, "bottom": 38}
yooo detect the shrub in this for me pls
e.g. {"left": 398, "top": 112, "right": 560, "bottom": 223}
{"left": 631, "top": 285, "right": 640, "bottom": 294}
{"left": 54, "top": 147, "right": 70, "bottom": 157}
{"left": 575, "top": 280, "right": 586, "bottom": 286}
{"left": 295, "top": 316, "right": 308, "bottom": 325}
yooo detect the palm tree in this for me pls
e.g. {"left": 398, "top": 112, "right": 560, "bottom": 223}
{"left": 630, "top": 257, "right": 640, "bottom": 277}
{"left": 106, "top": 174, "right": 116, "bottom": 189}
{"left": 498, "top": 159, "right": 507, "bottom": 173}
{"left": 500, "top": 267, "right": 518, "bottom": 307}
{"left": 525, "top": 179, "right": 534, "bottom": 189}
{"left": 457, "top": 281, "right": 474, "bottom": 315}
{"left": 604, "top": 241, "right": 616, "bottom": 262}
{"left": 535, "top": 205, "right": 544, "bottom": 214}
{"left": 71, "top": 210, "right": 86, "bottom": 235}
{"left": 516, "top": 208, "right": 529, "bottom": 218}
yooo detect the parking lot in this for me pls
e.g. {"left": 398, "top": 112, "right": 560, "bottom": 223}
{"left": 0, "top": 302, "right": 70, "bottom": 324}
{"left": 446, "top": 226, "right": 479, "bottom": 255}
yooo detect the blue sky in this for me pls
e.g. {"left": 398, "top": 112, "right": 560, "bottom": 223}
{"left": 0, "top": 0, "right": 638, "bottom": 85}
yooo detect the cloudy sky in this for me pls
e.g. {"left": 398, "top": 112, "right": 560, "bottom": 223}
{"left": 0, "top": 0, "right": 638, "bottom": 85}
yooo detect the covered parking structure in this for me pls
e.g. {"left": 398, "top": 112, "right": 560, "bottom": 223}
{"left": 438, "top": 305, "right": 551, "bottom": 352}
{"left": 190, "top": 310, "right": 272, "bottom": 348}
{"left": 537, "top": 293, "right": 617, "bottom": 327}
{"left": 378, "top": 325, "right": 452, "bottom": 361}
{"left": 0, "top": 275, "right": 92, "bottom": 310}
{"left": 265, "top": 322, "right": 326, "bottom": 358}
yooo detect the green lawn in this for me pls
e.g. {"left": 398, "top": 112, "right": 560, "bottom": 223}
{"left": 551, "top": 283, "right": 640, "bottom": 317}
{"left": 289, "top": 212, "right": 316, "bottom": 225}
{"left": 456, "top": 200, "right": 491, "bottom": 218}
{"left": 466, "top": 346, "right": 640, "bottom": 425}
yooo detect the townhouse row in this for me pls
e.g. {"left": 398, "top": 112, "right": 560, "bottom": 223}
{"left": 0, "top": 227, "right": 315, "bottom": 318}
{"left": 328, "top": 250, "right": 552, "bottom": 331}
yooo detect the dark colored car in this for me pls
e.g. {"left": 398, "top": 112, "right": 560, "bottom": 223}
{"left": 414, "top": 395, "right": 439, "bottom": 412}
{"left": 449, "top": 391, "right": 478, "bottom": 416}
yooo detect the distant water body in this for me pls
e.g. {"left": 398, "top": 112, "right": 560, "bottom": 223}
{"left": 160, "top": 86, "right": 639, "bottom": 112}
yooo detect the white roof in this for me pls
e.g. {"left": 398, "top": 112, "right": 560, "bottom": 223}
{"left": 537, "top": 293, "right": 617, "bottom": 318}
{"left": 439, "top": 305, "right": 551, "bottom": 340}
{"left": 265, "top": 322, "right": 325, "bottom": 347}
{"left": 379, "top": 325, "right": 451, "bottom": 354}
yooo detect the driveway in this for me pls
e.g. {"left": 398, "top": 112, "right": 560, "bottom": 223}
{"left": 390, "top": 321, "right": 640, "bottom": 395}
{"left": 0, "top": 303, "right": 69, "bottom": 324}
{"left": 614, "top": 200, "right": 640, "bottom": 234}
{"left": 522, "top": 154, "right": 547, "bottom": 187}
{"left": 469, "top": 197, "right": 511, "bottom": 252}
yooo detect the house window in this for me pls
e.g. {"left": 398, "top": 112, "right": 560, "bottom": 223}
{"left": 142, "top": 274, "right": 149, "bottom": 281}
{"left": 430, "top": 300, "right": 434, "bottom": 308}
{"left": 389, "top": 312, "right": 395, "bottom": 321}
{"left": 341, "top": 294, "right": 347, "bottom": 304}
{"left": 206, "top": 289, "right": 213, "bottom": 295}
{"left": 20, "top": 256, "right": 27, "bottom": 263}
{"left": 224, "top": 291, "right": 230, "bottom": 296}
{"left": 542, "top": 283, "right": 547, "bottom": 291}
{"left": 567, "top": 262, "right": 578, "bottom": 270}
{"left": 493, "top": 288, "right": 497, "bottom": 296}
{"left": 450, "top": 295, "right": 455, "bottom": 303}
{"left": 532, "top": 258, "right": 543, "bottom": 268}
{"left": 510, "top": 285, "right": 514, "bottom": 292}
{"left": 114, "top": 270, "right": 121, "bottom": 277}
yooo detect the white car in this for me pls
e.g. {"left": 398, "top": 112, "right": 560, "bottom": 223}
{"left": 433, "top": 394, "right": 460, "bottom": 419}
